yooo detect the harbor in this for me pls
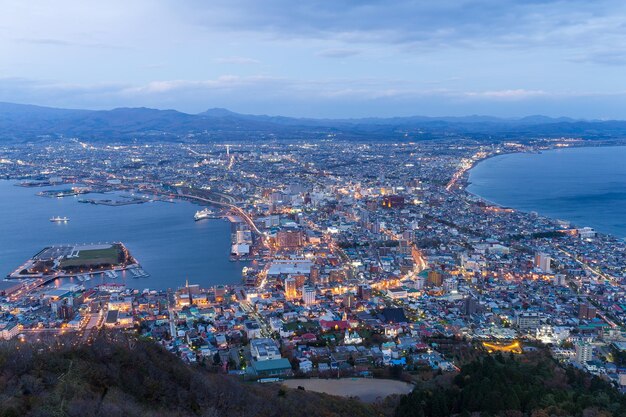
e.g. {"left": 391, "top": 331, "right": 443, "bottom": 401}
{"left": 0, "top": 180, "right": 248, "bottom": 289}
{"left": 6, "top": 242, "right": 138, "bottom": 280}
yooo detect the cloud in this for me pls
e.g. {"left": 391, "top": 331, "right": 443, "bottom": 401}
{"left": 182, "top": 0, "right": 626, "bottom": 52}
{"left": 317, "top": 48, "right": 361, "bottom": 58}
{"left": 215, "top": 56, "right": 260, "bottom": 65}
{"left": 464, "top": 89, "right": 548, "bottom": 100}
{"left": 4, "top": 75, "right": 626, "bottom": 118}
{"left": 119, "top": 75, "right": 282, "bottom": 95}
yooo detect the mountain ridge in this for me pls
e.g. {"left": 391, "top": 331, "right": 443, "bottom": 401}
{"left": 0, "top": 101, "right": 625, "bottom": 142}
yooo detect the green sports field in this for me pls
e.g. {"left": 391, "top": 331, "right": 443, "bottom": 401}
{"left": 59, "top": 246, "right": 121, "bottom": 268}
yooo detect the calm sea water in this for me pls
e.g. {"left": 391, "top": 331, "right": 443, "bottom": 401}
{"left": 468, "top": 146, "right": 626, "bottom": 238}
{"left": 0, "top": 181, "right": 249, "bottom": 289}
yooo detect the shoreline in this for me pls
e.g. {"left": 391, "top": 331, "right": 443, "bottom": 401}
{"left": 460, "top": 144, "right": 626, "bottom": 241}
{"left": 0, "top": 179, "right": 246, "bottom": 290}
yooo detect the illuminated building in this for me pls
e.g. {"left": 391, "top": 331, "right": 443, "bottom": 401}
{"left": 285, "top": 277, "right": 297, "bottom": 300}
{"left": 214, "top": 285, "right": 226, "bottom": 302}
{"left": 482, "top": 340, "right": 522, "bottom": 354}
{"left": 357, "top": 284, "right": 372, "bottom": 301}
{"left": 381, "top": 195, "right": 404, "bottom": 209}
{"left": 329, "top": 268, "right": 345, "bottom": 283}
{"left": 276, "top": 230, "right": 304, "bottom": 249}
{"left": 427, "top": 270, "right": 443, "bottom": 287}
{"left": 292, "top": 274, "right": 306, "bottom": 288}
{"left": 343, "top": 329, "right": 363, "bottom": 345}
{"left": 310, "top": 265, "right": 320, "bottom": 284}
{"left": 342, "top": 293, "right": 355, "bottom": 308}
{"left": 534, "top": 252, "right": 552, "bottom": 273}
{"left": 387, "top": 287, "right": 407, "bottom": 299}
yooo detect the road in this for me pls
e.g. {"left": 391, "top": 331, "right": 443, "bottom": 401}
{"left": 558, "top": 247, "right": 621, "bottom": 328}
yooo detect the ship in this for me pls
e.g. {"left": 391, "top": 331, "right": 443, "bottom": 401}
{"left": 194, "top": 208, "right": 218, "bottom": 221}
{"left": 50, "top": 216, "right": 69, "bottom": 222}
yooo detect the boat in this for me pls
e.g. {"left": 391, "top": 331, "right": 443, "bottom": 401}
{"left": 193, "top": 208, "right": 217, "bottom": 221}
{"left": 50, "top": 216, "right": 69, "bottom": 222}
{"left": 194, "top": 208, "right": 218, "bottom": 221}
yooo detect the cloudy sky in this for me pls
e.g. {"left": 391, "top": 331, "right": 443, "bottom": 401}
{"left": 1, "top": 0, "right": 626, "bottom": 118}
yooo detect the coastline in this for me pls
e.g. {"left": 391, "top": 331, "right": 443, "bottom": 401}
{"left": 0, "top": 180, "right": 246, "bottom": 289}
{"left": 460, "top": 144, "right": 626, "bottom": 241}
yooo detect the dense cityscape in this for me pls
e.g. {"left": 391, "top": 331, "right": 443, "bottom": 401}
{"left": 5, "top": 1, "right": 626, "bottom": 414}
{"left": 1, "top": 137, "right": 626, "bottom": 401}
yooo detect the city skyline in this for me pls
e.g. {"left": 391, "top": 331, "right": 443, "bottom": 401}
{"left": 2, "top": 0, "right": 626, "bottom": 118}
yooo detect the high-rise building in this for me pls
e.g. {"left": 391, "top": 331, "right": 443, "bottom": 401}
{"left": 310, "top": 265, "right": 320, "bottom": 284}
{"left": 516, "top": 312, "right": 542, "bottom": 331}
{"left": 285, "top": 277, "right": 297, "bottom": 300}
{"left": 58, "top": 303, "right": 74, "bottom": 320}
{"left": 357, "top": 284, "right": 372, "bottom": 301}
{"left": 534, "top": 252, "right": 552, "bottom": 273}
{"left": 443, "top": 277, "right": 458, "bottom": 293}
{"left": 342, "top": 293, "right": 355, "bottom": 308}
{"left": 303, "top": 286, "right": 316, "bottom": 305}
{"left": 214, "top": 285, "right": 226, "bottom": 302}
{"left": 575, "top": 342, "right": 593, "bottom": 363}
{"left": 329, "top": 269, "right": 345, "bottom": 283}
{"left": 463, "top": 297, "right": 478, "bottom": 316}
{"left": 553, "top": 274, "right": 567, "bottom": 286}
{"left": 427, "top": 270, "right": 443, "bottom": 287}
{"left": 293, "top": 274, "right": 307, "bottom": 288}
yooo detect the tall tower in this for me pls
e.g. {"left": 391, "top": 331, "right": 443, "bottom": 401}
{"left": 226, "top": 144, "right": 230, "bottom": 156}
{"left": 186, "top": 278, "right": 193, "bottom": 305}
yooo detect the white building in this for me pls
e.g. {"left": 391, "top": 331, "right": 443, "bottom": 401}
{"left": 244, "top": 320, "right": 262, "bottom": 339}
{"left": 250, "top": 338, "right": 282, "bottom": 361}
{"left": 575, "top": 342, "right": 593, "bottom": 363}
{"left": 536, "top": 325, "right": 570, "bottom": 345}
{"left": 298, "top": 358, "right": 313, "bottom": 373}
{"left": 577, "top": 227, "right": 597, "bottom": 239}
{"left": 387, "top": 287, "right": 407, "bottom": 299}
{"left": 231, "top": 244, "right": 250, "bottom": 256}
{"left": 344, "top": 329, "right": 363, "bottom": 345}
{"left": 302, "top": 286, "right": 316, "bottom": 305}
{"left": 0, "top": 322, "right": 20, "bottom": 340}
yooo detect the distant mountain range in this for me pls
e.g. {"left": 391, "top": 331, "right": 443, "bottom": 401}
{"left": 1, "top": 101, "right": 626, "bottom": 142}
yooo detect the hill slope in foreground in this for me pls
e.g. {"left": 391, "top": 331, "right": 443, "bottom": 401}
{"left": 0, "top": 335, "right": 387, "bottom": 417}
{"left": 3, "top": 332, "right": 626, "bottom": 417}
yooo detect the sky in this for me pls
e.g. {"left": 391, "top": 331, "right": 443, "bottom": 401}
{"left": 1, "top": 0, "right": 626, "bottom": 118}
